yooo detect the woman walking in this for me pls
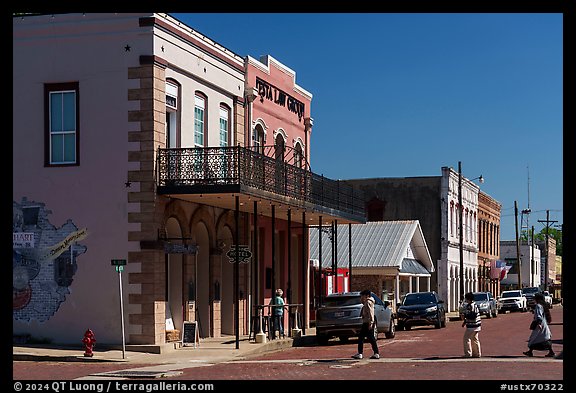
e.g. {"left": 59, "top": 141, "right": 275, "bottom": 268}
{"left": 524, "top": 292, "right": 555, "bottom": 357}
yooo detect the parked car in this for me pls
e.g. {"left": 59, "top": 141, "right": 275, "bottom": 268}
{"left": 315, "top": 291, "right": 395, "bottom": 345}
{"left": 396, "top": 291, "right": 446, "bottom": 330}
{"left": 541, "top": 291, "right": 553, "bottom": 308}
{"left": 497, "top": 290, "right": 528, "bottom": 313}
{"left": 458, "top": 291, "right": 498, "bottom": 319}
{"left": 521, "top": 286, "right": 541, "bottom": 309}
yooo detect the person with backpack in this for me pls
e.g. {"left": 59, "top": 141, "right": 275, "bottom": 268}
{"left": 461, "top": 292, "right": 482, "bottom": 358}
{"left": 524, "top": 292, "right": 555, "bottom": 357}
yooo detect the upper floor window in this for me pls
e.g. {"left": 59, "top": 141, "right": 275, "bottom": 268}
{"left": 252, "top": 125, "right": 265, "bottom": 154}
{"left": 219, "top": 106, "right": 230, "bottom": 147}
{"left": 166, "top": 80, "right": 180, "bottom": 148}
{"left": 275, "top": 133, "right": 285, "bottom": 161}
{"left": 194, "top": 94, "right": 206, "bottom": 147}
{"left": 45, "top": 82, "right": 79, "bottom": 166}
{"left": 294, "top": 142, "right": 304, "bottom": 168}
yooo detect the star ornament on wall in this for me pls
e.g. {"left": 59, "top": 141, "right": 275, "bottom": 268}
{"left": 124, "top": 45, "right": 131, "bottom": 52}
{"left": 125, "top": 181, "right": 132, "bottom": 188}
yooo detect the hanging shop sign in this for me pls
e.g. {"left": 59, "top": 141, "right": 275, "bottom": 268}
{"left": 226, "top": 245, "right": 252, "bottom": 263}
{"left": 164, "top": 242, "right": 198, "bottom": 255}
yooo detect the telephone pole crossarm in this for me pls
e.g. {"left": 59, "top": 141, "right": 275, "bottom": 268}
{"left": 538, "top": 210, "right": 558, "bottom": 292}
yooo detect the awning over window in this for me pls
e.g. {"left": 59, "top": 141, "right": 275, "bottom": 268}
{"left": 399, "top": 258, "right": 430, "bottom": 275}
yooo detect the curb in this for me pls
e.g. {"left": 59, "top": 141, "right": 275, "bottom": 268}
{"left": 13, "top": 353, "right": 129, "bottom": 363}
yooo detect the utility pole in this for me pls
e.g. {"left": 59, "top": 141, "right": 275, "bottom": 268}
{"left": 538, "top": 210, "right": 557, "bottom": 292}
{"left": 531, "top": 226, "right": 535, "bottom": 287}
{"left": 515, "top": 201, "right": 522, "bottom": 289}
{"left": 458, "top": 162, "right": 464, "bottom": 302}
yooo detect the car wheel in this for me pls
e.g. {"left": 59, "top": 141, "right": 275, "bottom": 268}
{"left": 372, "top": 320, "right": 379, "bottom": 341}
{"left": 487, "top": 310, "right": 492, "bottom": 319}
{"left": 385, "top": 319, "right": 396, "bottom": 339}
{"left": 441, "top": 314, "right": 447, "bottom": 328}
{"left": 434, "top": 313, "right": 442, "bottom": 329}
{"left": 396, "top": 322, "right": 404, "bottom": 331}
{"left": 316, "top": 334, "right": 329, "bottom": 346}
{"left": 405, "top": 324, "right": 412, "bottom": 331}
{"left": 339, "top": 336, "right": 349, "bottom": 343}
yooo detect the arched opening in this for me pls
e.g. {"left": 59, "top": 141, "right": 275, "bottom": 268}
{"left": 165, "top": 217, "right": 184, "bottom": 334}
{"left": 275, "top": 133, "right": 286, "bottom": 161}
{"left": 252, "top": 124, "right": 265, "bottom": 154}
{"left": 195, "top": 221, "right": 210, "bottom": 338}
{"left": 219, "top": 226, "right": 234, "bottom": 335}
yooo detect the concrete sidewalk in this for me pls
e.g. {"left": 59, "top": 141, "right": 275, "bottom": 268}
{"left": 14, "top": 314, "right": 463, "bottom": 367}
{"left": 13, "top": 331, "right": 313, "bottom": 366}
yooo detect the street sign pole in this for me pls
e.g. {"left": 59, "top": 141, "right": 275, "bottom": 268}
{"left": 118, "top": 266, "right": 126, "bottom": 359}
{"left": 111, "top": 260, "right": 127, "bottom": 359}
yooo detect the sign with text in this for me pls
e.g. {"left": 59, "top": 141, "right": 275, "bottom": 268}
{"left": 226, "top": 246, "right": 252, "bottom": 263}
{"left": 13, "top": 232, "right": 35, "bottom": 248}
{"left": 164, "top": 242, "right": 198, "bottom": 255}
{"left": 182, "top": 321, "right": 198, "bottom": 348}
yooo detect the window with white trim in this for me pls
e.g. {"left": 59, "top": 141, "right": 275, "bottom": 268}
{"left": 294, "top": 142, "right": 304, "bottom": 168}
{"left": 219, "top": 106, "right": 229, "bottom": 147}
{"left": 194, "top": 95, "right": 205, "bottom": 147}
{"left": 252, "top": 125, "right": 264, "bottom": 154}
{"left": 166, "top": 81, "right": 179, "bottom": 148}
{"left": 45, "top": 82, "right": 79, "bottom": 166}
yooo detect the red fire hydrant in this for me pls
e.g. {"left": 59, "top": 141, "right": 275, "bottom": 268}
{"left": 82, "top": 329, "right": 96, "bottom": 357}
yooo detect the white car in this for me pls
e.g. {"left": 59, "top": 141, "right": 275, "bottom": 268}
{"left": 541, "top": 291, "right": 553, "bottom": 308}
{"left": 497, "top": 290, "right": 528, "bottom": 314}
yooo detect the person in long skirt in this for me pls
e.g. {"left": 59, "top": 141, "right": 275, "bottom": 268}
{"left": 524, "top": 292, "right": 555, "bottom": 357}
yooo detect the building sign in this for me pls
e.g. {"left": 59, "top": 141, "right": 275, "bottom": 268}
{"left": 13, "top": 232, "right": 35, "bottom": 248}
{"left": 256, "top": 77, "right": 305, "bottom": 122}
{"left": 35, "top": 228, "right": 89, "bottom": 262}
{"left": 226, "top": 245, "right": 252, "bottom": 263}
{"left": 164, "top": 242, "right": 198, "bottom": 255}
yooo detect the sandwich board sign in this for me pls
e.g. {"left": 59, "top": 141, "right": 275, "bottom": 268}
{"left": 182, "top": 321, "right": 198, "bottom": 348}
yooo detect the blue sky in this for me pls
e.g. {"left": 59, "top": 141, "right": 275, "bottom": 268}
{"left": 171, "top": 13, "right": 563, "bottom": 241}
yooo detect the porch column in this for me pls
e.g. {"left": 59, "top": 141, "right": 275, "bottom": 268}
{"left": 395, "top": 273, "right": 400, "bottom": 304}
{"left": 301, "top": 211, "right": 308, "bottom": 333}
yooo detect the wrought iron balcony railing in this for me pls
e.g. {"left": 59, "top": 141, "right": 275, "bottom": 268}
{"left": 156, "top": 145, "right": 365, "bottom": 219}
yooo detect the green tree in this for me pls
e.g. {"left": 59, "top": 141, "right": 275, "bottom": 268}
{"left": 520, "top": 227, "right": 562, "bottom": 256}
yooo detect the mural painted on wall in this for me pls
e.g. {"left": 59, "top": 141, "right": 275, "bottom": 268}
{"left": 13, "top": 197, "right": 88, "bottom": 322}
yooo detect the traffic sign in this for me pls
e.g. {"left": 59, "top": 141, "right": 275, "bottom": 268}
{"left": 111, "top": 259, "right": 127, "bottom": 266}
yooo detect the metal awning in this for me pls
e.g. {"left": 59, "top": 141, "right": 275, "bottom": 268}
{"left": 399, "top": 258, "right": 431, "bottom": 275}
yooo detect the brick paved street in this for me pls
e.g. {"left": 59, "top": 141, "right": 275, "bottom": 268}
{"left": 13, "top": 305, "right": 563, "bottom": 383}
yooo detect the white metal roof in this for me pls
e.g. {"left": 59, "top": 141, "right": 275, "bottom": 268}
{"left": 309, "top": 220, "right": 434, "bottom": 273}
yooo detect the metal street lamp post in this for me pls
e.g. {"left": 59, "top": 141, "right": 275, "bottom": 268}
{"left": 458, "top": 162, "right": 484, "bottom": 303}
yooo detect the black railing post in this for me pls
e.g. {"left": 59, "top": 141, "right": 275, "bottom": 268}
{"left": 156, "top": 148, "right": 160, "bottom": 186}
{"left": 321, "top": 174, "right": 324, "bottom": 206}
{"left": 336, "top": 180, "right": 340, "bottom": 210}
{"left": 237, "top": 144, "right": 241, "bottom": 183}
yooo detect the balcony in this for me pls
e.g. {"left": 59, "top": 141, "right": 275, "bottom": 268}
{"left": 156, "top": 146, "right": 365, "bottom": 224}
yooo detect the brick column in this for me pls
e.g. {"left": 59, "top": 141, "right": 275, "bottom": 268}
{"left": 126, "top": 58, "right": 167, "bottom": 345}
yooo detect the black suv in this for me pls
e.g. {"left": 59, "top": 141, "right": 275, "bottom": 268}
{"left": 521, "top": 286, "right": 540, "bottom": 309}
{"left": 396, "top": 291, "right": 447, "bottom": 330}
